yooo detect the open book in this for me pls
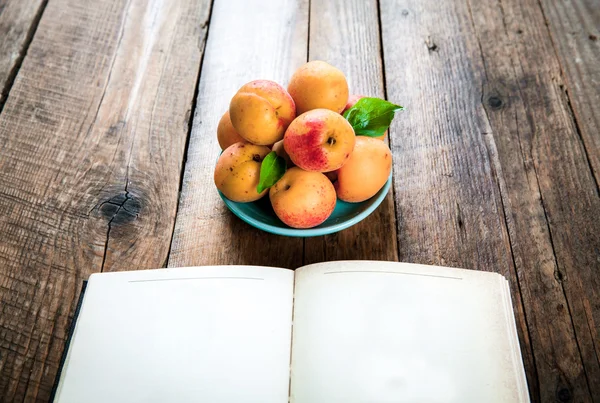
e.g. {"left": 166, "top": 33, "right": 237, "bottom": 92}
{"left": 52, "top": 261, "right": 529, "bottom": 403}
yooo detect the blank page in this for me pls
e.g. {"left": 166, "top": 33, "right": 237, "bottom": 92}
{"left": 54, "top": 266, "right": 294, "bottom": 403}
{"left": 290, "top": 261, "right": 529, "bottom": 403}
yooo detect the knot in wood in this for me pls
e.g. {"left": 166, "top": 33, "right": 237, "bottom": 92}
{"left": 100, "top": 192, "right": 142, "bottom": 225}
{"left": 488, "top": 96, "right": 503, "bottom": 109}
{"left": 557, "top": 387, "right": 572, "bottom": 402}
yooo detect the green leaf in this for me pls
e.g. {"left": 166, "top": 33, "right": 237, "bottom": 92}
{"left": 257, "top": 151, "right": 286, "bottom": 193}
{"left": 343, "top": 97, "right": 404, "bottom": 137}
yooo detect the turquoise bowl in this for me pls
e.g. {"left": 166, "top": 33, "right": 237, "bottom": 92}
{"left": 218, "top": 172, "right": 392, "bottom": 237}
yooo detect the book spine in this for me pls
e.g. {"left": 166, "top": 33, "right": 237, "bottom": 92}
{"left": 49, "top": 280, "right": 88, "bottom": 403}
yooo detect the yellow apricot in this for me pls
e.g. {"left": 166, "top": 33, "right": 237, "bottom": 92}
{"left": 229, "top": 80, "right": 296, "bottom": 145}
{"left": 217, "top": 111, "right": 245, "bottom": 150}
{"left": 288, "top": 61, "right": 349, "bottom": 114}
{"left": 214, "top": 142, "right": 271, "bottom": 202}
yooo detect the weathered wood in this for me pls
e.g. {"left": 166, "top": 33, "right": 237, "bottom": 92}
{"left": 0, "top": 0, "right": 46, "bottom": 108}
{"left": 0, "top": 0, "right": 210, "bottom": 400}
{"left": 539, "top": 0, "right": 600, "bottom": 188}
{"left": 536, "top": 4, "right": 600, "bottom": 392}
{"left": 303, "top": 0, "right": 398, "bottom": 264}
{"left": 168, "top": 0, "right": 308, "bottom": 269}
{"left": 468, "top": 0, "right": 600, "bottom": 400}
{"left": 378, "top": 0, "right": 539, "bottom": 400}
{"left": 0, "top": 1, "right": 596, "bottom": 402}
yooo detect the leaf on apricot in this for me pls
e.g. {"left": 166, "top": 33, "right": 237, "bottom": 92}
{"left": 257, "top": 151, "right": 286, "bottom": 193}
{"left": 343, "top": 97, "right": 403, "bottom": 137}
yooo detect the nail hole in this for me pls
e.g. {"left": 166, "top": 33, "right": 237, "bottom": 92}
{"left": 426, "top": 37, "right": 438, "bottom": 53}
{"left": 488, "top": 96, "right": 503, "bottom": 109}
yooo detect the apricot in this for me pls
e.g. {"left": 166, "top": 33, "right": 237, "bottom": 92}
{"left": 229, "top": 80, "right": 296, "bottom": 145}
{"left": 343, "top": 94, "right": 364, "bottom": 113}
{"left": 334, "top": 136, "right": 392, "bottom": 202}
{"left": 214, "top": 142, "right": 271, "bottom": 202}
{"left": 284, "top": 109, "right": 355, "bottom": 172}
{"left": 271, "top": 140, "right": 294, "bottom": 167}
{"left": 217, "top": 111, "right": 245, "bottom": 150}
{"left": 342, "top": 94, "right": 386, "bottom": 141}
{"left": 288, "top": 61, "right": 349, "bottom": 114}
{"left": 270, "top": 167, "right": 336, "bottom": 228}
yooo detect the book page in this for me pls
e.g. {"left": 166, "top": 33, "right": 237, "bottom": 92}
{"left": 290, "top": 261, "right": 529, "bottom": 403}
{"left": 54, "top": 266, "right": 294, "bottom": 403}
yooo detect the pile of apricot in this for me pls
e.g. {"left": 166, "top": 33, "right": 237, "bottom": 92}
{"left": 214, "top": 61, "right": 393, "bottom": 229}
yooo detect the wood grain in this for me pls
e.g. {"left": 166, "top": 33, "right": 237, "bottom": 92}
{"left": 467, "top": 0, "right": 600, "bottom": 400}
{"left": 168, "top": 0, "right": 308, "bottom": 269}
{"left": 539, "top": 0, "right": 600, "bottom": 189}
{"left": 0, "top": 0, "right": 210, "bottom": 400}
{"left": 536, "top": 5, "right": 600, "bottom": 393}
{"left": 303, "top": 0, "right": 398, "bottom": 264}
{"left": 378, "top": 0, "right": 538, "bottom": 399}
{"left": 0, "top": 0, "right": 46, "bottom": 109}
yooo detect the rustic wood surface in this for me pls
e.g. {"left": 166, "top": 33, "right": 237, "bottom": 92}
{"left": 0, "top": 0, "right": 210, "bottom": 400}
{"left": 539, "top": 0, "right": 600, "bottom": 188}
{"left": 0, "top": 0, "right": 598, "bottom": 401}
{"left": 379, "top": 0, "right": 538, "bottom": 397}
{"left": 465, "top": 0, "right": 600, "bottom": 399}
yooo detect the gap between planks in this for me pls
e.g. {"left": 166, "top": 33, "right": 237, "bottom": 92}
{"left": 0, "top": 0, "right": 49, "bottom": 115}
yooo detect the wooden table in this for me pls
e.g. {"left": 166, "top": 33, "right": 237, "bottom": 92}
{"left": 0, "top": 0, "right": 598, "bottom": 401}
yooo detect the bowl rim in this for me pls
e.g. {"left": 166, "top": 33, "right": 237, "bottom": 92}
{"left": 218, "top": 171, "right": 392, "bottom": 237}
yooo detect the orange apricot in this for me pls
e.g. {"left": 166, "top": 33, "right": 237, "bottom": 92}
{"left": 334, "top": 136, "right": 392, "bottom": 202}
{"left": 270, "top": 167, "right": 336, "bottom": 228}
{"left": 284, "top": 109, "right": 355, "bottom": 172}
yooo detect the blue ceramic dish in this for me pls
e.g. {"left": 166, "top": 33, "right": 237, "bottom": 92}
{"left": 218, "top": 172, "right": 392, "bottom": 237}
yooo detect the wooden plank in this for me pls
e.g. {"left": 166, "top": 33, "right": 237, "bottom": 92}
{"left": 303, "top": 0, "right": 398, "bottom": 264}
{"left": 0, "top": 0, "right": 46, "bottom": 108}
{"left": 378, "top": 0, "right": 540, "bottom": 400}
{"left": 381, "top": 0, "right": 600, "bottom": 400}
{"left": 535, "top": 5, "right": 600, "bottom": 391}
{"left": 539, "top": 0, "right": 600, "bottom": 188}
{"left": 167, "top": 0, "right": 308, "bottom": 269}
{"left": 467, "top": 0, "right": 600, "bottom": 400}
{"left": 0, "top": 0, "right": 210, "bottom": 400}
